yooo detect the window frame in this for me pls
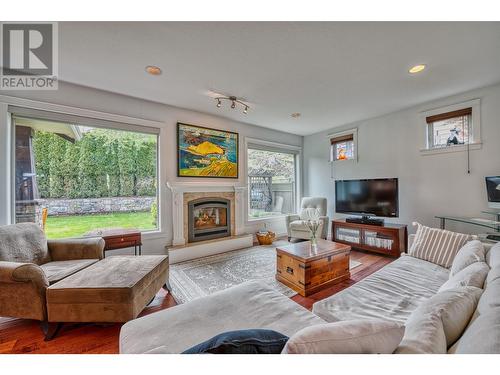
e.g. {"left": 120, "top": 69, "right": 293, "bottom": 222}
{"left": 420, "top": 99, "right": 481, "bottom": 156}
{"left": 244, "top": 137, "right": 301, "bottom": 223}
{"left": 4, "top": 98, "right": 164, "bottom": 240}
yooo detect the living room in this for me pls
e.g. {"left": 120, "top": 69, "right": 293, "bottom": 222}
{"left": 1, "top": 2, "right": 500, "bottom": 374}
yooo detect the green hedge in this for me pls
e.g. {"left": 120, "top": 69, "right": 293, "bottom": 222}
{"left": 32, "top": 129, "right": 157, "bottom": 199}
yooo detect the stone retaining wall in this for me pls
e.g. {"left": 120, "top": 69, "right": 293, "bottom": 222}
{"left": 38, "top": 196, "right": 155, "bottom": 216}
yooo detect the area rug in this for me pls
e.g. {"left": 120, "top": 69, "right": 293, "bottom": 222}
{"left": 169, "top": 240, "right": 362, "bottom": 304}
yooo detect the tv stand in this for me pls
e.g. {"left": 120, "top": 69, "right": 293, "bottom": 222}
{"left": 332, "top": 219, "right": 407, "bottom": 257}
{"left": 345, "top": 216, "right": 384, "bottom": 226}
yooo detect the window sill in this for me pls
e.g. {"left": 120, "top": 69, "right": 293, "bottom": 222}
{"left": 420, "top": 142, "right": 482, "bottom": 156}
{"left": 329, "top": 158, "right": 357, "bottom": 163}
{"left": 142, "top": 230, "right": 168, "bottom": 241}
{"left": 247, "top": 215, "right": 289, "bottom": 224}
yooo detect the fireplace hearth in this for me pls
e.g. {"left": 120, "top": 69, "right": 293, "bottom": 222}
{"left": 188, "top": 197, "right": 231, "bottom": 243}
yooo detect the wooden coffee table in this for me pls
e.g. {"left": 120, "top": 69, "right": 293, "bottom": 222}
{"left": 276, "top": 239, "right": 351, "bottom": 297}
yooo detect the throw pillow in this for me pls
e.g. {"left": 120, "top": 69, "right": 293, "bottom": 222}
{"left": 408, "top": 222, "right": 471, "bottom": 268}
{"left": 486, "top": 266, "right": 500, "bottom": 285}
{"left": 454, "top": 308, "right": 500, "bottom": 354}
{"left": 438, "top": 262, "right": 490, "bottom": 292}
{"left": 415, "top": 287, "right": 482, "bottom": 347}
{"left": 182, "top": 329, "right": 289, "bottom": 354}
{"left": 486, "top": 242, "right": 500, "bottom": 269}
{"left": 477, "top": 276, "right": 500, "bottom": 315}
{"left": 450, "top": 240, "right": 485, "bottom": 277}
{"left": 282, "top": 320, "right": 404, "bottom": 354}
{"left": 395, "top": 309, "right": 447, "bottom": 354}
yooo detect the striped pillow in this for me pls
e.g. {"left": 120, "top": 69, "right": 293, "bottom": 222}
{"left": 408, "top": 222, "right": 472, "bottom": 268}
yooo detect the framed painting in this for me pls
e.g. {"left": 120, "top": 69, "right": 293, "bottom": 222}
{"left": 177, "top": 123, "right": 239, "bottom": 178}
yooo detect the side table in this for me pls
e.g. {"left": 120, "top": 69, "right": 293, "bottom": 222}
{"left": 98, "top": 229, "right": 142, "bottom": 257}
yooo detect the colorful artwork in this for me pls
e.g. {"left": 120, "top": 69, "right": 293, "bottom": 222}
{"left": 177, "top": 123, "right": 238, "bottom": 178}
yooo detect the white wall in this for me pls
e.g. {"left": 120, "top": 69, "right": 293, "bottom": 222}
{"left": 303, "top": 82, "right": 500, "bottom": 236}
{"left": 0, "top": 81, "right": 302, "bottom": 254}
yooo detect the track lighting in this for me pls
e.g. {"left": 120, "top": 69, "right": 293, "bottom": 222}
{"left": 214, "top": 95, "right": 250, "bottom": 114}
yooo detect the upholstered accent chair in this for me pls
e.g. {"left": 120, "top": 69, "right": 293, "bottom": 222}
{"left": 285, "top": 197, "right": 329, "bottom": 241}
{"left": 0, "top": 223, "right": 105, "bottom": 323}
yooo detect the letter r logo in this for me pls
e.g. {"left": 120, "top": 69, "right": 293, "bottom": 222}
{"left": 2, "top": 23, "right": 54, "bottom": 75}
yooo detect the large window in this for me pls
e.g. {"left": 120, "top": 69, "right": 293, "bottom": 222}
{"left": 247, "top": 143, "right": 298, "bottom": 219}
{"left": 13, "top": 113, "right": 159, "bottom": 239}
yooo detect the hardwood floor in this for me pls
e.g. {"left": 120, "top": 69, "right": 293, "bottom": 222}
{"left": 0, "top": 249, "right": 394, "bottom": 354}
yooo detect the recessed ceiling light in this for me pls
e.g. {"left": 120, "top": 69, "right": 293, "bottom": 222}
{"left": 145, "top": 65, "right": 162, "bottom": 75}
{"left": 408, "top": 64, "right": 426, "bottom": 74}
{"left": 291, "top": 112, "right": 301, "bottom": 118}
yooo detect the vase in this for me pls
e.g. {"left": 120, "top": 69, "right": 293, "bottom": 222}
{"left": 310, "top": 232, "right": 317, "bottom": 246}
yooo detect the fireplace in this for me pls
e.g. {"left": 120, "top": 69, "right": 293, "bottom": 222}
{"left": 188, "top": 197, "right": 231, "bottom": 243}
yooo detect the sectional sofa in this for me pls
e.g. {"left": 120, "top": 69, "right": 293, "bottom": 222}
{"left": 120, "top": 238, "right": 500, "bottom": 354}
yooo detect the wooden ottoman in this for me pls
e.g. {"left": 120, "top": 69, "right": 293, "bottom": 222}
{"left": 45, "top": 255, "right": 169, "bottom": 338}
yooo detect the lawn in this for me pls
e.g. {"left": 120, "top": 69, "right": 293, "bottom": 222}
{"left": 45, "top": 211, "right": 156, "bottom": 239}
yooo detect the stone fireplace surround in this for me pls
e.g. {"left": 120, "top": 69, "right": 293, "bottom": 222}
{"left": 166, "top": 182, "right": 252, "bottom": 263}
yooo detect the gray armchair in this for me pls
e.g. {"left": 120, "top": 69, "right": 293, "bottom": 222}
{"left": 286, "top": 197, "right": 329, "bottom": 241}
{"left": 0, "top": 223, "right": 104, "bottom": 322}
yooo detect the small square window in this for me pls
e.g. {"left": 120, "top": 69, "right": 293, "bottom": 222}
{"left": 426, "top": 107, "right": 473, "bottom": 149}
{"left": 330, "top": 130, "right": 356, "bottom": 161}
{"left": 334, "top": 140, "right": 354, "bottom": 160}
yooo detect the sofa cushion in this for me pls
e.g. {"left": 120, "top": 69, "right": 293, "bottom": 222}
{"left": 289, "top": 220, "right": 310, "bottom": 231}
{"left": 424, "top": 287, "right": 481, "bottom": 346}
{"left": 395, "top": 286, "right": 481, "bottom": 353}
{"left": 282, "top": 320, "right": 404, "bottom": 354}
{"left": 408, "top": 222, "right": 471, "bottom": 268}
{"left": 119, "top": 281, "right": 326, "bottom": 354}
{"left": 454, "top": 308, "right": 500, "bottom": 354}
{"left": 395, "top": 309, "right": 447, "bottom": 354}
{"left": 438, "top": 262, "right": 489, "bottom": 292}
{"left": 299, "top": 208, "right": 321, "bottom": 221}
{"left": 477, "top": 276, "right": 500, "bottom": 315}
{"left": 40, "top": 259, "right": 99, "bottom": 284}
{"left": 289, "top": 220, "right": 323, "bottom": 235}
{"left": 450, "top": 240, "right": 485, "bottom": 277}
{"left": 0, "top": 223, "right": 50, "bottom": 265}
{"left": 312, "top": 255, "right": 449, "bottom": 323}
{"left": 485, "top": 266, "right": 500, "bottom": 285}
{"left": 485, "top": 241, "right": 500, "bottom": 269}
{"left": 183, "top": 329, "right": 289, "bottom": 354}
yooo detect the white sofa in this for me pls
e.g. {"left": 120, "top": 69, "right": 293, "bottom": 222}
{"left": 120, "top": 240, "right": 500, "bottom": 354}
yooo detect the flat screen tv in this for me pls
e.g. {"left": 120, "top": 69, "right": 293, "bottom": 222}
{"left": 485, "top": 176, "right": 500, "bottom": 209}
{"left": 335, "top": 178, "right": 399, "bottom": 217}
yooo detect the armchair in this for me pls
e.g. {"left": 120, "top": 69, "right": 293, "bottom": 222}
{"left": 0, "top": 223, "right": 104, "bottom": 322}
{"left": 286, "top": 197, "right": 329, "bottom": 241}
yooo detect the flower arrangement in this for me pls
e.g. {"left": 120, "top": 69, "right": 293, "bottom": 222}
{"left": 306, "top": 220, "right": 321, "bottom": 245}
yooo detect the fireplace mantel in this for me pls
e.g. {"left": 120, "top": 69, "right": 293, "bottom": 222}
{"left": 167, "top": 181, "right": 247, "bottom": 246}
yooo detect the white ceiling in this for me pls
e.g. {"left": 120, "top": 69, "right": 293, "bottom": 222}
{"left": 58, "top": 22, "right": 500, "bottom": 136}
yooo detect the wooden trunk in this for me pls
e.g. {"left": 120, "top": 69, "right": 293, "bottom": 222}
{"left": 276, "top": 242, "right": 350, "bottom": 297}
